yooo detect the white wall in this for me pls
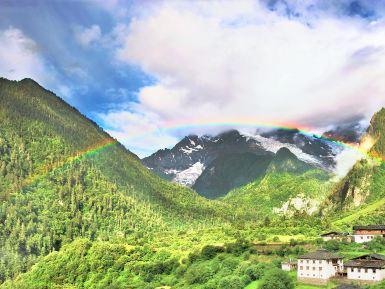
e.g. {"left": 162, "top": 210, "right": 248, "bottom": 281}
{"left": 282, "top": 263, "right": 292, "bottom": 271}
{"left": 322, "top": 236, "right": 333, "bottom": 241}
{"left": 353, "top": 235, "right": 376, "bottom": 243}
{"left": 347, "top": 267, "right": 385, "bottom": 281}
{"left": 297, "top": 259, "right": 342, "bottom": 280}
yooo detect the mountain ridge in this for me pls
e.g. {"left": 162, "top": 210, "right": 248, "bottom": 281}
{"left": 143, "top": 127, "right": 342, "bottom": 198}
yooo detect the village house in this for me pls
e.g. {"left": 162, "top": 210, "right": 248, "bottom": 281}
{"left": 352, "top": 225, "right": 385, "bottom": 243}
{"left": 345, "top": 254, "right": 385, "bottom": 283}
{"left": 297, "top": 249, "right": 344, "bottom": 285}
{"left": 281, "top": 259, "right": 297, "bottom": 271}
{"left": 320, "top": 231, "right": 348, "bottom": 242}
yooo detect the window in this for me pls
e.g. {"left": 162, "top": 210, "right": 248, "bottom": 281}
{"left": 307, "top": 260, "right": 309, "bottom": 264}
{"left": 300, "top": 266, "right": 303, "bottom": 270}
{"left": 361, "top": 236, "right": 363, "bottom": 239}
{"left": 313, "top": 267, "right": 316, "bottom": 271}
{"left": 365, "top": 269, "right": 368, "bottom": 273}
{"left": 374, "top": 269, "right": 377, "bottom": 273}
{"left": 306, "top": 266, "right": 309, "bottom": 270}
{"left": 313, "top": 260, "right": 315, "bottom": 264}
{"left": 319, "top": 267, "right": 322, "bottom": 271}
{"left": 358, "top": 269, "right": 361, "bottom": 273}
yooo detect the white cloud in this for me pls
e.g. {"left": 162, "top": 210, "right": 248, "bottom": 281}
{"left": 0, "top": 27, "right": 74, "bottom": 101}
{"left": 0, "top": 27, "right": 49, "bottom": 82}
{"left": 98, "top": 107, "right": 179, "bottom": 158}
{"left": 74, "top": 25, "right": 102, "bottom": 47}
{"left": 101, "top": 1, "right": 385, "bottom": 157}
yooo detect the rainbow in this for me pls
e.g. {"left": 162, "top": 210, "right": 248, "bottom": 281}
{"left": 6, "top": 119, "right": 383, "bottom": 197}
{"left": 124, "top": 118, "right": 380, "bottom": 161}
{"left": 13, "top": 138, "right": 119, "bottom": 195}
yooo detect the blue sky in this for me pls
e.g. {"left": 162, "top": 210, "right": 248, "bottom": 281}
{"left": 0, "top": 0, "right": 151, "bottom": 112}
{"left": 1, "top": 0, "right": 385, "bottom": 157}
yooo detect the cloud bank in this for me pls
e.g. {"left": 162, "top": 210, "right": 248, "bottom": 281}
{"left": 98, "top": 1, "right": 385, "bottom": 157}
{"left": 0, "top": 28, "right": 48, "bottom": 83}
{"left": 0, "top": 27, "right": 74, "bottom": 100}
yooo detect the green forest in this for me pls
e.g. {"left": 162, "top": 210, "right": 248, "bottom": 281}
{"left": 2, "top": 78, "right": 385, "bottom": 288}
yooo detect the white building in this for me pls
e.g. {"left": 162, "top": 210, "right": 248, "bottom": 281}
{"left": 297, "top": 249, "right": 344, "bottom": 285}
{"left": 345, "top": 254, "right": 385, "bottom": 283}
{"left": 320, "top": 231, "right": 346, "bottom": 242}
{"left": 352, "top": 225, "right": 385, "bottom": 244}
{"left": 282, "top": 259, "right": 297, "bottom": 271}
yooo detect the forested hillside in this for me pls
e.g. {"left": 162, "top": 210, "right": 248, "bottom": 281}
{"left": 0, "top": 78, "right": 239, "bottom": 282}
{"left": 225, "top": 148, "right": 333, "bottom": 217}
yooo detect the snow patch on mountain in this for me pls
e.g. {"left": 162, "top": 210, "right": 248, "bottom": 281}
{"left": 164, "top": 168, "right": 179, "bottom": 175}
{"left": 173, "top": 162, "right": 205, "bottom": 187}
{"left": 242, "top": 132, "right": 322, "bottom": 166}
{"left": 180, "top": 144, "right": 203, "bottom": 155}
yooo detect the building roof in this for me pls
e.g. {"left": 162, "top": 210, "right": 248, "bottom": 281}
{"left": 334, "top": 285, "right": 363, "bottom": 289}
{"left": 320, "top": 231, "right": 343, "bottom": 236}
{"left": 345, "top": 254, "right": 385, "bottom": 269}
{"left": 353, "top": 225, "right": 385, "bottom": 230}
{"left": 283, "top": 260, "right": 297, "bottom": 265}
{"left": 298, "top": 249, "right": 343, "bottom": 260}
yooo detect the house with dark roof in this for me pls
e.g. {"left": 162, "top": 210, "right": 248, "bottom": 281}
{"left": 320, "top": 231, "right": 349, "bottom": 242}
{"left": 353, "top": 225, "right": 385, "bottom": 243}
{"left": 345, "top": 254, "right": 385, "bottom": 283}
{"left": 297, "top": 249, "right": 344, "bottom": 285}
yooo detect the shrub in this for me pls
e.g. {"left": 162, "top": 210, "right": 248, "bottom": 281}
{"left": 372, "top": 280, "right": 385, "bottom": 289}
{"left": 289, "top": 239, "right": 297, "bottom": 246}
{"left": 201, "top": 245, "right": 224, "bottom": 260}
{"left": 323, "top": 240, "right": 341, "bottom": 251}
{"left": 184, "top": 263, "right": 215, "bottom": 284}
{"left": 257, "top": 234, "right": 267, "bottom": 241}
{"left": 272, "top": 236, "right": 280, "bottom": 242}
{"left": 218, "top": 276, "right": 244, "bottom": 289}
{"left": 259, "top": 268, "right": 294, "bottom": 289}
{"left": 225, "top": 239, "right": 251, "bottom": 255}
{"left": 367, "top": 237, "right": 385, "bottom": 252}
{"left": 244, "top": 263, "right": 268, "bottom": 280}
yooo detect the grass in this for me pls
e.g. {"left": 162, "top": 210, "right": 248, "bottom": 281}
{"left": 333, "top": 197, "right": 385, "bottom": 226}
{"left": 244, "top": 280, "right": 261, "bottom": 289}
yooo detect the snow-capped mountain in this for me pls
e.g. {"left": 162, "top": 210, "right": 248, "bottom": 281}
{"left": 142, "top": 128, "right": 347, "bottom": 198}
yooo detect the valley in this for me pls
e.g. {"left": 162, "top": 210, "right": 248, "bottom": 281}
{"left": 1, "top": 78, "right": 385, "bottom": 288}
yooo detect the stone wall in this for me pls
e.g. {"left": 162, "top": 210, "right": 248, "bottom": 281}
{"left": 297, "top": 277, "right": 328, "bottom": 285}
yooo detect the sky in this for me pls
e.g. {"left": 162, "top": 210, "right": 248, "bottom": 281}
{"left": 1, "top": 0, "right": 385, "bottom": 157}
